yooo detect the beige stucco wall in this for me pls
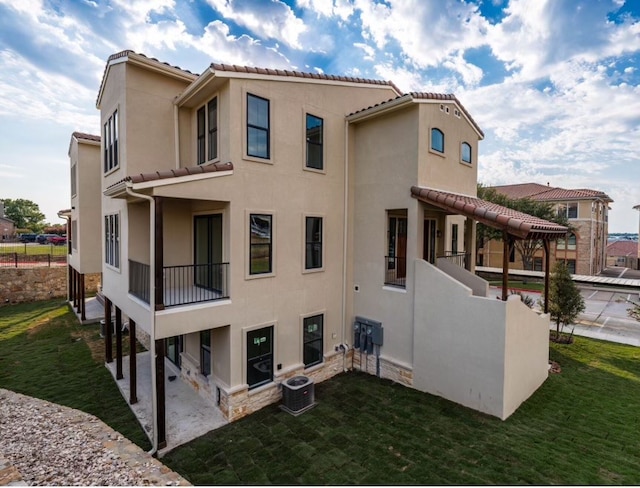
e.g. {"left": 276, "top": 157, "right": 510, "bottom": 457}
{"left": 417, "top": 102, "right": 478, "bottom": 196}
{"left": 413, "top": 259, "right": 506, "bottom": 418}
{"left": 69, "top": 138, "right": 102, "bottom": 275}
{"left": 503, "top": 295, "right": 549, "bottom": 418}
{"left": 413, "top": 259, "right": 548, "bottom": 420}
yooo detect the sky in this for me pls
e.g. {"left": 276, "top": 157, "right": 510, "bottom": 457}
{"left": 0, "top": 0, "right": 639, "bottom": 233}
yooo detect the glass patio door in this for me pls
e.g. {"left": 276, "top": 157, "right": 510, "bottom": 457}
{"left": 194, "top": 214, "right": 223, "bottom": 291}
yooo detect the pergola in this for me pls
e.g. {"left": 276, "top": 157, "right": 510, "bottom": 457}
{"left": 411, "top": 186, "right": 569, "bottom": 312}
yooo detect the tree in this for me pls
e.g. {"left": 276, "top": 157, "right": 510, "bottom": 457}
{"left": 476, "top": 184, "right": 569, "bottom": 270}
{"left": 543, "top": 261, "right": 585, "bottom": 340}
{"left": 2, "top": 199, "right": 46, "bottom": 233}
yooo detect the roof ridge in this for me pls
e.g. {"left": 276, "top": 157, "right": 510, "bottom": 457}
{"left": 209, "top": 62, "right": 402, "bottom": 92}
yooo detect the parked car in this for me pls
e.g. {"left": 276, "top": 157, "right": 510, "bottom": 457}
{"left": 19, "top": 233, "right": 37, "bottom": 243}
{"left": 48, "top": 236, "right": 67, "bottom": 245}
{"left": 36, "top": 234, "right": 59, "bottom": 244}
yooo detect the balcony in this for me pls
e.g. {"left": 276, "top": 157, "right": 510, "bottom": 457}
{"left": 129, "top": 260, "right": 229, "bottom": 307}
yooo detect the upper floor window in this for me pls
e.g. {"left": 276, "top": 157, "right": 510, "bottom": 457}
{"left": 557, "top": 233, "right": 577, "bottom": 250}
{"left": 305, "top": 216, "right": 323, "bottom": 270}
{"left": 557, "top": 202, "right": 578, "bottom": 219}
{"left": 250, "top": 213, "right": 272, "bottom": 275}
{"left": 70, "top": 164, "right": 77, "bottom": 197}
{"left": 461, "top": 142, "right": 472, "bottom": 164}
{"left": 197, "top": 97, "right": 218, "bottom": 164}
{"left": 103, "top": 110, "right": 118, "bottom": 173}
{"left": 247, "top": 94, "right": 270, "bottom": 159}
{"left": 431, "top": 128, "right": 444, "bottom": 153}
{"left": 306, "top": 114, "right": 323, "bottom": 170}
{"left": 104, "top": 213, "right": 119, "bottom": 268}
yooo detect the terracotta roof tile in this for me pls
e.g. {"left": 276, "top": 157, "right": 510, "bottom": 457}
{"left": 606, "top": 240, "right": 638, "bottom": 257}
{"left": 106, "top": 161, "right": 233, "bottom": 191}
{"left": 209, "top": 63, "right": 402, "bottom": 93}
{"left": 491, "top": 183, "right": 612, "bottom": 203}
{"left": 72, "top": 132, "right": 101, "bottom": 143}
{"left": 411, "top": 186, "right": 568, "bottom": 240}
{"left": 348, "top": 92, "right": 484, "bottom": 138}
{"left": 129, "top": 161, "right": 233, "bottom": 183}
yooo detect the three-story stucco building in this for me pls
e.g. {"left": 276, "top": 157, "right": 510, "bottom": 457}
{"left": 70, "top": 50, "right": 568, "bottom": 451}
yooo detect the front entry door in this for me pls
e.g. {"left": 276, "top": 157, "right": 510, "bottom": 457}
{"left": 194, "top": 214, "right": 223, "bottom": 291}
{"left": 423, "top": 219, "right": 437, "bottom": 264}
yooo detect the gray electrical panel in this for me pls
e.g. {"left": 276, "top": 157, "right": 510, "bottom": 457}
{"left": 354, "top": 316, "right": 383, "bottom": 352}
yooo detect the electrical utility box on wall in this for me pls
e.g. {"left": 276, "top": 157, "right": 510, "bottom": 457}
{"left": 353, "top": 316, "right": 383, "bottom": 353}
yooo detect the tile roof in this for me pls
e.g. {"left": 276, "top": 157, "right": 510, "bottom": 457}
{"left": 606, "top": 240, "right": 638, "bottom": 257}
{"left": 209, "top": 63, "right": 402, "bottom": 93}
{"left": 106, "top": 161, "right": 233, "bottom": 190}
{"left": 490, "top": 183, "right": 612, "bottom": 202}
{"left": 72, "top": 132, "right": 101, "bottom": 143}
{"left": 348, "top": 92, "right": 484, "bottom": 138}
{"left": 411, "top": 186, "right": 568, "bottom": 240}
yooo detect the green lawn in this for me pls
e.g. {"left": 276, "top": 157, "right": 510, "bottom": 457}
{"left": 0, "top": 300, "right": 150, "bottom": 450}
{"left": 2, "top": 300, "right": 640, "bottom": 484}
{"left": 163, "top": 338, "right": 640, "bottom": 485}
{"left": 489, "top": 280, "right": 545, "bottom": 292}
{"left": 0, "top": 243, "right": 67, "bottom": 256}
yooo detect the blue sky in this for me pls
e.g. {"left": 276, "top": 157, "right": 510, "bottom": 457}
{"left": 0, "top": 0, "right": 639, "bottom": 232}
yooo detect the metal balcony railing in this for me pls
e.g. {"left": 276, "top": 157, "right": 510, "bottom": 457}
{"left": 128, "top": 260, "right": 229, "bottom": 307}
{"left": 384, "top": 255, "right": 406, "bottom": 288}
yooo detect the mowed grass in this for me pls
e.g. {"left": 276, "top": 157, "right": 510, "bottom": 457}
{"left": 0, "top": 300, "right": 150, "bottom": 450}
{"left": 163, "top": 339, "right": 640, "bottom": 485}
{"left": 2, "top": 300, "right": 640, "bottom": 484}
{"left": 0, "top": 243, "right": 67, "bottom": 256}
{"left": 489, "top": 280, "right": 545, "bottom": 292}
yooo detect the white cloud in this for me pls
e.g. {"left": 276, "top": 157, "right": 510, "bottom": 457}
{"left": 206, "top": 0, "right": 307, "bottom": 49}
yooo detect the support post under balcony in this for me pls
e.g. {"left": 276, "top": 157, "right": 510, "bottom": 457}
{"left": 154, "top": 196, "right": 164, "bottom": 311}
{"left": 543, "top": 239, "right": 550, "bottom": 314}
{"left": 502, "top": 231, "right": 511, "bottom": 301}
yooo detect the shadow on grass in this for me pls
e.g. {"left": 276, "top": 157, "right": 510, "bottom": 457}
{"left": 0, "top": 299, "right": 150, "bottom": 450}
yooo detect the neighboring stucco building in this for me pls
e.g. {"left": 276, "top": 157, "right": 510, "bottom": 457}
{"left": 479, "top": 183, "right": 612, "bottom": 275}
{"left": 59, "top": 132, "right": 103, "bottom": 320}
{"left": 72, "top": 50, "right": 567, "bottom": 451}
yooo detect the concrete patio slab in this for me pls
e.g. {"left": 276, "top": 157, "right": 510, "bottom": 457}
{"left": 106, "top": 351, "right": 228, "bottom": 456}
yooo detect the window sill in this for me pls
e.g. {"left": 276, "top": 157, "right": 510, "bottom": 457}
{"left": 103, "top": 165, "right": 120, "bottom": 177}
{"left": 246, "top": 272, "right": 276, "bottom": 280}
{"left": 382, "top": 285, "right": 407, "bottom": 293}
{"left": 105, "top": 263, "right": 121, "bottom": 274}
{"left": 459, "top": 160, "right": 473, "bottom": 167}
{"left": 302, "top": 267, "right": 324, "bottom": 275}
{"left": 248, "top": 381, "right": 276, "bottom": 396}
{"left": 303, "top": 361, "right": 324, "bottom": 373}
{"left": 428, "top": 148, "right": 445, "bottom": 158}
{"left": 303, "top": 166, "right": 326, "bottom": 175}
{"left": 243, "top": 154, "right": 273, "bottom": 165}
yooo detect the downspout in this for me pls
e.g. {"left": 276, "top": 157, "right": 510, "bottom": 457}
{"left": 125, "top": 186, "right": 158, "bottom": 457}
{"left": 174, "top": 104, "right": 180, "bottom": 169}
{"left": 340, "top": 119, "right": 350, "bottom": 372}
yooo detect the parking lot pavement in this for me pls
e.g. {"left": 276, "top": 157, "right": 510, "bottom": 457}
{"left": 489, "top": 285, "right": 640, "bottom": 346}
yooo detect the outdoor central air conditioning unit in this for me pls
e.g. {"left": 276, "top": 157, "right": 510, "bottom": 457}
{"left": 280, "top": 375, "right": 315, "bottom": 416}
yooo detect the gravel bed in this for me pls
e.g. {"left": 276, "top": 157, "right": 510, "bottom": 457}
{"left": 0, "top": 389, "right": 187, "bottom": 486}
